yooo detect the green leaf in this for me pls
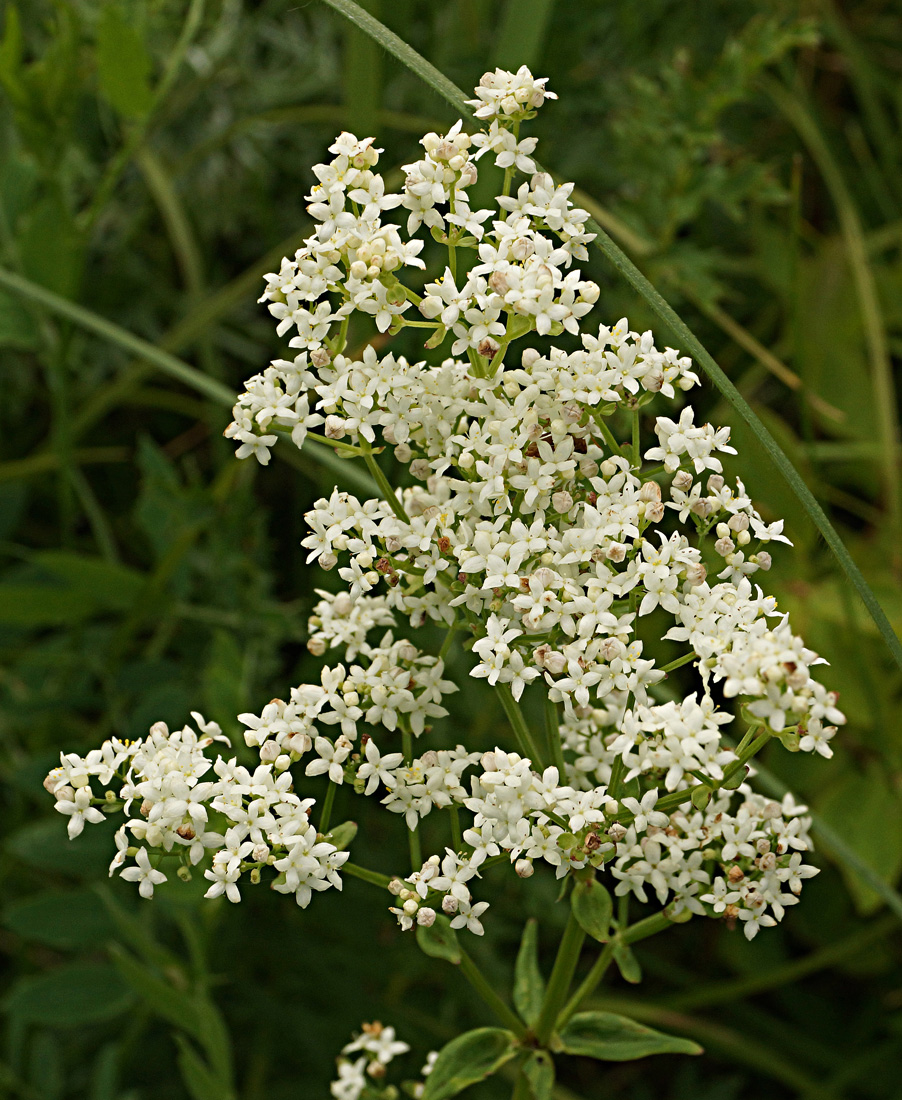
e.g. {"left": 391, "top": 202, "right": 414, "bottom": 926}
{"left": 34, "top": 551, "right": 145, "bottom": 608}
{"left": 0, "top": 290, "right": 38, "bottom": 348}
{"left": 18, "top": 193, "right": 83, "bottom": 299}
{"left": 421, "top": 1028, "right": 518, "bottom": 1100}
{"left": 6, "top": 818, "right": 117, "bottom": 876}
{"left": 522, "top": 1050, "right": 555, "bottom": 1100}
{"left": 612, "top": 943, "right": 642, "bottom": 984}
{"left": 818, "top": 767, "right": 902, "bottom": 915}
{"left": 111, "top": 946, "right": 197, "bottom": 1034}
{"left": 96, "top": 6, "right": 154, "bottom": 118}
{"left": 2, "top": 962, "right": 133, "bottom": 1027}
{"left": 513, "top": 917, "right": 545, "bottom": 1027}
{"left": 416, "top": 914, "right": 461, "bottom": 965}
{"left": 202, "top": 630, "right": 248, "bottom": 738}
{"left": 326, "top": 819, "right": 358, "bottom": 851}
{"left": 3, "top": 888, "right": 115, "bottom": 950}
{"left": 175, "top": 1037, "right": 233, "bottom": 1100}
{"left": 571, "top": 878, "right": 613, "bottom": 943}
{"left": 558, "top": 1011, "right": 703, "bottom": 1061}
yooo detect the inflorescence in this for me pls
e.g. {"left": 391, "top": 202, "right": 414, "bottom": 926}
{"left": 45, "top": 65, "right": 843, "bottom": 944}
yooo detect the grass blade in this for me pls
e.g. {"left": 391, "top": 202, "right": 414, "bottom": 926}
{"left": 316, "top": 0, "right": 902, "bottom": 671}
{"left": 764, "top": 77, "right": 901, "bottom": 549}
{"left": 0, "top": 266, "right": 378, "bottom": 497}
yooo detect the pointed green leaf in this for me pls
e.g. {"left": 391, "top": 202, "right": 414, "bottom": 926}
{"left": 416, "top": 914, "right": 461, "bottom": 965}
{"left": 96, "top": 7, "right": 153, "bottom": 118}
{"left": 421, "top": 1028, "right": 518, "bottom": 1100}
{"left": 326, "top": 820, "right": 359, "bottom": 852}
{"left": 559, "top": 1012, "right": 703, "bottom": 1061}
{"left": 522, "top": 1050, "right": 555, "bottom": 1100}
{"left": 571, "top": 878, "right": 613, "bottom": 943}
{"left": 174, "top": 1037, "right": 233, "bottom": 1100}
{"left": 612, "top": 943, "right": 642, "bottom": 984}
{"left": 2, "top": 962, "right": 133, "bottom": 1027}
{"left": 513, "top": 917, "right": 545, "bottom": 1027}
{"left": 3, "top": 888, "right": 114, "bottom": 950}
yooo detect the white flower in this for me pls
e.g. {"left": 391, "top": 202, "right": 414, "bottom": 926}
{"left": 54, "top": 786, "right": 106, "bottom": 839}
{"left": 450, "top": 898, "right": 490, "bottom": 936}
{"left": 357, "top": 739, "right": 404, "bottom": 795}
{"left": 119, "top": 848, "right": 168, "bottom": 899}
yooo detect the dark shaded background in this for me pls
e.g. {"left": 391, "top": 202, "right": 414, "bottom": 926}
{"left": 1, "top": 1, "right": 901, "bottom": 1097}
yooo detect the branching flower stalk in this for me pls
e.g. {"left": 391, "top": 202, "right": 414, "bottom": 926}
{"left": 44, "top": 66, "right": 845, "bottom": 1095}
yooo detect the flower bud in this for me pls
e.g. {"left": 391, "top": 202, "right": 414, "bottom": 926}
{"left": 325, "top": 415, "right": 346, "bottom": 439}
{"left": 685, "top": 562, "right": 707, "bottom": 586}
{"left": 259, "top": 740, "right": 280, "bottom": 763}
{"left": 416, "top": 907, "right": 436, "bottom": 927}
{"left": 645, "top": 501, "right": 665, "bottom": 523}
{"left": 441, "top": 894, "right": 459, "bottom": 914}
{"left": 394, "top": 443, "right": 413, "bottom": 464}
{"left": 307, "top": 636, "right": 327, "bottom": 656}
{"left": 515, "top": 859, "right": 534, "bottom": 878}
{"left": 543, "top": 651, "right": 567, "bottom": 676}
{"left": 606, "top": 542, "right": 627, "bottom": 563}
{"left": 410, "top": 459, "right": 430, "bottom": 480}
{"left": 672, "top": 470, "right": 693, "bottom": 491}
{"left": 552, "top": 491, "right": 573, "bottom": 514}
{"left": 756, "top": 551, "right": 772, "bottom": 571}
{"left": 639, "top": 481, "right": 661, "bottom": 503}
{"left": 402, "top": 898, "right": 419, "bottom": 916}
{"left": 319, "top": 552, "right": 338, "bottom": 571}
{"left": 521, "top": 347, "right": 540, "bottom": 368}
{"left": 388, "top": 877, "right": 405, "bottom": 896}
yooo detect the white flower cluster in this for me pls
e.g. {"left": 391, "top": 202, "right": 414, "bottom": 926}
{"left": 43, "top": 715, "right": 349, "bottom": 907}
{"left": 48, "top": 68, "right": 843, "bottom": 947}
{"left": 330, "top": 1021, "right": 435, "bottom": 1100}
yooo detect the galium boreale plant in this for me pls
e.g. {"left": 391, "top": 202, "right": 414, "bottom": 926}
{"left": 44, "top": 67, "right": 845, "bottom": 1098}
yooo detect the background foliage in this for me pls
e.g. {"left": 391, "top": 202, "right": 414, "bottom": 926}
{"left": 1, "top": 1, "right": 901, "bottom": 1097}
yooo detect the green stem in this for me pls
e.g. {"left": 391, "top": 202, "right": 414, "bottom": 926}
{"left": 496, "top": 683, "right": 546, "bottom": 767}
{"left": 559, "top": 910, "right": 674, "bottom": 1026}
{"left": 659, "top": 651, "right": 697, "bottom": 675}
{"left": 343, "top": 862, "right": 393, "bottom": 889}
{"left": 535, "top": 911, "right": 586, "bottom": 1045}
{"left": 631, "top": 408, "right": 641, "bottom": 468}
{"left": 458, "top": 948, "right": 527, "bottom": 1038}
{"left": 449, "top": 805, "right": 463, "bottom": 851}
{"left": 438, "top": 622, "right": 458, "bottom": 661}
{"left": 304, "top": 430, "right": 370, "bottom": 456}
{"left": 319, "top": 782, "right": 337, "bottom": 834}
{"left": 608, "top": 755, "right": 625, "bottom": 801}
{"left": 558, "top": 943, "right": 614, "bottom": 1026}
{"left": 544, "top": 693, "right": 566, "bottom": 775}
{"left": 362, "top": 446, "right": 409, "bottom": 522}
{"left": 593, "top": 414, "right": 623, "bottom": 457}
{"left": 408, "top": 823, "right": 422, "bottom": 872}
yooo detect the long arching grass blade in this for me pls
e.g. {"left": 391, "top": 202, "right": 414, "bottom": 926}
{"left": 317, "top": 0, "right": 902, "bottom": 672}
{"left": 0, "top": 266, "right": 377, "bottom": 496}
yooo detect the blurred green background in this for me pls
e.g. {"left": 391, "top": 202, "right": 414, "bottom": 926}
{"left": 1, "top": 1, "right": 901, "bottom": 1097}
